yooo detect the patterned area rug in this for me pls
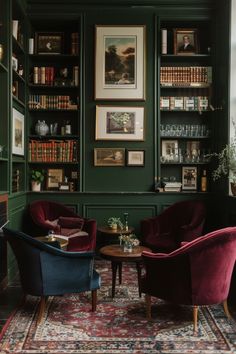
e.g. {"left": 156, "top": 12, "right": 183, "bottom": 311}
{"left": 1, "top": 260, "right": 236, "bottom": 353}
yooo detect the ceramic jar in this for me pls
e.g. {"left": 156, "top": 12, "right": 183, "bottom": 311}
{"left": 35, "top": 120, "right": 49, "bottom": 136}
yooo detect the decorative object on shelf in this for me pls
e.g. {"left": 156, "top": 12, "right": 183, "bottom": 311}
{"left": 201, "top": 169, "right": 208, "bottom": 192}
{"left": 126, "top": 150, "right": 145, "bottom": 166}
{"left": 182, "top": 166, "right": 198, "bottom": 190}
{"left": 12, "top": 108, "right": 24, "bottom": 156}
{"left": 95, "top": 105, "right": 145, "bottom": 141}
{"left": 0, "top": 145, "right": 4, "bottom": 158}
{"left": 161, "top": 140, "right": 178, "bottom": 163}
{"left": 94, "top": 148, "right": 125, "bottom": 167}
{"left": 173, "top": 28, "right": 199, "bottom": 55}
{"left": 107, "top": 217, "right": 123, "bottom": 230}
{"left": 29, "top": 38, "right": 34, "bottom": 54}
{"left": 95, "top": 25, "right": 145, "bottom": 100}
{"left": 59, "top": 176, "right": 70, "bottom": 191}
{"left": 18, "top": 65, "right": 23, "bottom": 76}
{"left": 0, "top": 44, "right": 3, "bottom": 61}
{"left": 31, "top": 170, "right": 45, "bottom": 192}
{"left": 35, "top": 120, "right": 49, "bottom": 136}
{"left": 35, "top": 32, "right": 63, "bottom": 55}
{"left": 49, "top": 122, "right": 58, "bottom": 135}
{"left": 47, "top": 168, "right": 64, "bottom": 190}
{"left": 12, "top": 55, "right": 18, "bottom": 71}
{"left": 123, "top": 212, "right": 129, "bottom": 231}
{"left": 119, "top": 233, "right": 139, "bottom": 253}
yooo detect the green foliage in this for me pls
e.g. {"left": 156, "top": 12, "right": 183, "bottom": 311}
{"left": 31, "top": 170, "right": 45, "bottom": 184}
{"left": 107, "top": 217, "right": 123, "bottom": 229}
{"left": 206, "top": 142, "right": 236, "bottom": 183}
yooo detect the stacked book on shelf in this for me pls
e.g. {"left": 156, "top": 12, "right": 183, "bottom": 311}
{"left": 32, "top": 66, "right": 79, "bottom": 86}
{"left": 28, "top": 139, "right": 78, "bottom": 162}
{"left": 28, "top": 95, "right": 78, "bottom": 110}
{"left": 71, "top": 32, "right": 79, "bottom": 55}
{"left": 160, "top": 66, "right": 212, "bottom": 86}
{"left": 164, "top": 182, "right": 182, "bottom": 192}
{"left": 160, "top": 96, "right": 209, "bottom": 111}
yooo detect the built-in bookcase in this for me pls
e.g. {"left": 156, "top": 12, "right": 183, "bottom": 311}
{"left": 11, "top": 0, "right": 27, "bottom": 194}
{"left": 27, "top": 18, "right": 81, "bottom": 192}
{"left": 158, "top": 20, "right": 214, "bottom": 192}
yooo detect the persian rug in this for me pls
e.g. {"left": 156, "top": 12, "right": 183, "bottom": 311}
{"left": 1, "top": 260, "right": 236, "bottom": 354}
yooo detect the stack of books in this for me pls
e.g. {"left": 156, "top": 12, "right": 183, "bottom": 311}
{"left": 164, "top": 182, "right": 182, "bottom": 192}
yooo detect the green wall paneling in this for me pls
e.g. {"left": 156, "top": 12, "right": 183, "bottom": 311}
{"left": 83, "top": 9, "right": 155, "bottom": 192}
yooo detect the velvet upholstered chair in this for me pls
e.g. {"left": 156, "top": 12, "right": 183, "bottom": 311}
{"left": 3, "top": 227, "right": 100, "bottom": 325}
{"left": 141, "top": 227, "right": 236, "bottom": 332}
{"left": 29, "top": 200, "right": 96, "bottom": 252}
{"left": 140, "top": 200, "right": 206, "bottom": 252}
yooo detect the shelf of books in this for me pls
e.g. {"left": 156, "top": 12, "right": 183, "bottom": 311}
{"left": 159, "top": 21, "right": 213, "bottom": 193}
{"left": 27, "top": 20, "right": 80, "bottom": 192}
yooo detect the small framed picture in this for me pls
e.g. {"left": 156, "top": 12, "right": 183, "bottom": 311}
{"left": 12, "top": 108, "right": 24, "bottom": 156}
{"left": 47, "top": 168, "right": 64, "bottom": 190}
{"left": 94, "top": 148, "right": 125, "bottom": 166}
{"left": 173, "top": 28, "right": 199, "bottom": 55}
{"left": 161, "top": 140, "right": 178, "bottom": 162}
{"left": 182, "top": 166, "right": 198, "bottom": 190}
{"left": 95, "top": 105, "right": 145, "bottom": 141}
{"left": 127, "top": 150, "right": 145, "bottom": 166}
{"left": 35, "top": 32, "right": 64, "bottom": 55}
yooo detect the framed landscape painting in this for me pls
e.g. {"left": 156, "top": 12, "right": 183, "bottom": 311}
{"left": 94, "top": 148, "right": 125, "bottom": 166}
{"left": 95, "top": 25, "right": 146, "bottom": 100}
{"left": 95, "top": 105, "right": 144, "bottom": 141}
{"left": 12, "top": 108, "right": 24, "bottom": 156}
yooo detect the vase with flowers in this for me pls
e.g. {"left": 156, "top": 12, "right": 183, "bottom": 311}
{"left": 119, "top": 233, "right": 140, "bottom": 253}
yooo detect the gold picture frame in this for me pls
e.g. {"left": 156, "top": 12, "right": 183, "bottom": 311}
{"left": 47, "top": 168, "right": 64, "bottom": 190}
{"left": 173, "top": 28, "right": 199, "bottom": 55}
{"left": 94, "top": 148, "right": 125, "bottom": 166}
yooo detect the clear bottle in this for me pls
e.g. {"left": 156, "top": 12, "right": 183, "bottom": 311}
{"left": 65, "top": 120, "right": 71, "bottom": 135}
{"left": 201, "top": 170, "right": 207, "bottom": 192}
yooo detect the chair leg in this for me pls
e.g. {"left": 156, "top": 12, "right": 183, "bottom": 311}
{"left": 223, "top": 299, "right": 231, "bottom": 319}
{"left": 193, "top": 305, "right": 198, "bottom": 333}
{"left": 146, "top": 294, "right": 152, "bottom": 320}
{"left": 91, "top": 289, "right": 97, "bottom": 312}
{"left": 37, "top": 296, "right": 46, "bottom": 325}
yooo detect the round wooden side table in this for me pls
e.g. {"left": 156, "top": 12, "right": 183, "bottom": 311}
{"left": 99, "top": 244, "right": 151, "bottom": 298}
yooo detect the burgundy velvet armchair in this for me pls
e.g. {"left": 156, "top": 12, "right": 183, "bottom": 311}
{"left": 141, "top": 227, "right": 236, "bottom": 332}
{"left": 29, "top": 200, "right": 96, "bottom": 252}
{"left": 140, "top": 200, "right": 206, "bottom": 252}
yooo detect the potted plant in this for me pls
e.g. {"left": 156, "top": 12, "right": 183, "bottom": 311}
{"left": 206, "top": 141, "right": 236, "bottom": 195}
{"left": 107, "top": 217, "right": 123, "bottom": 230}
{"left": 31, "top": 169, "right": 45, "bottom": 191}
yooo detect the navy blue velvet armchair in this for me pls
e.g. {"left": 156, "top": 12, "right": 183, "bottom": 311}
{"left": 3, "top": 227, "right": 101, "bottom": 325}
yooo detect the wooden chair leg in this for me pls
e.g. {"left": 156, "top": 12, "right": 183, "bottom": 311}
{"left": 146, "top": 294, "right": 151, "bottom": 320}
{"left": 37, "top": 296, "right": 46, "bottom": 325}
{"left": 223, "top": 299, "right": 231, "bottom": 319}
{"left": 193, "top": 305, "right": 198, "bottom": 333}
{"left": 92, "top": 289, "right": 97, "bottom": 312}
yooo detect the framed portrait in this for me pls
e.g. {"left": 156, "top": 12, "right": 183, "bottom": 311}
{"left": 95, "top": 25, "right": 146, "bottom": 100}
{"left": 12, "top": 108, "right": 24, "bottom": 156}
{"left": 94, "top": 148, "right": 125, "bottom": 166}
{"left": 161, "top": 140, "right": 178, "bottom": 162}
{"left": 173, "top": 28, "right": 199, "bottom": 55}
{"left": 182, "top": 166, "right": 198, "bottom": 190}
{"left": 127, "top": 150, "right": 145, "bottom": 166}
{"left": 47, "top": 168, "right": 64, "bottom": 190}
{"left": 95, "top": 105, "right": 144, "bottom": 141}
{"left": 35, "top": 32, "right": 64, "bottom": 55}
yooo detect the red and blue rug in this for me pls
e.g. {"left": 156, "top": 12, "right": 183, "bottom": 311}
{"left": 1, "top": 260, "right": 236, "bottom": 353}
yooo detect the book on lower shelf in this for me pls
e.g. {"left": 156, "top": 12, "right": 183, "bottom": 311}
{"left": 164, "top": 182, "right": 182, "bottom": 192}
